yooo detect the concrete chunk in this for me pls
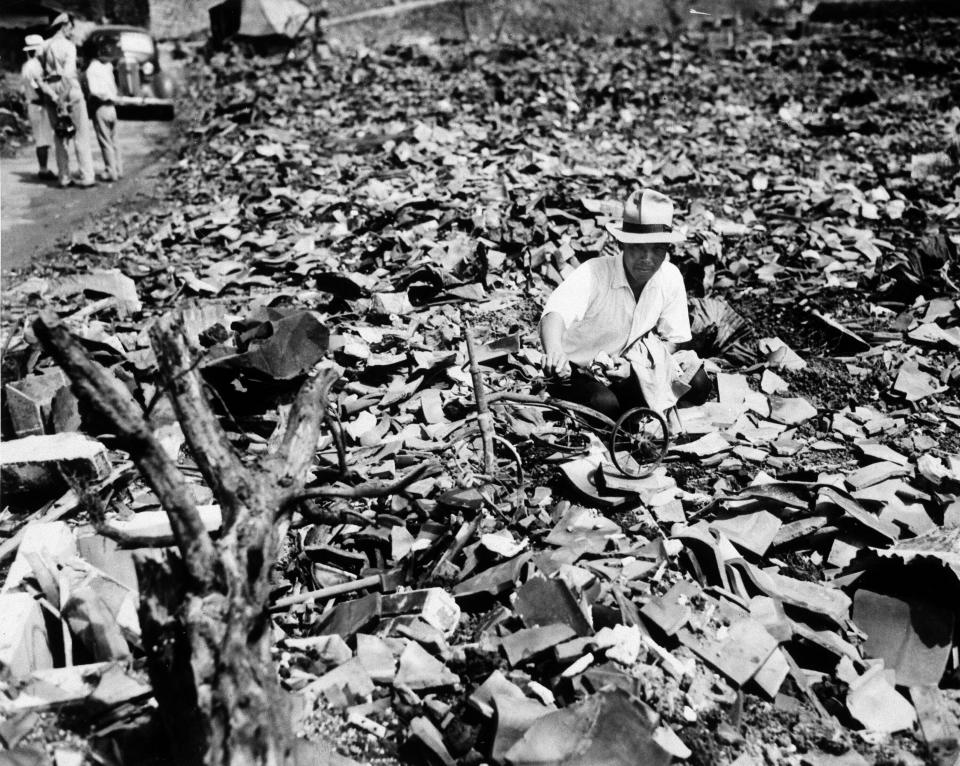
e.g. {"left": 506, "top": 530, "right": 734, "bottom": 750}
{"left": 105, "top": 505, "right": 222, "bottom": 543}
{"left": 4, "top": 368, "right": 77, "bottom": 438}
{"left": 301, "top": 658, "right": 375, "bottom": 703}
{"left": 381, "top": 588, "right": 460, "bottom": 635}
{"left": 406, "top": 716, "right": 455, "bottom": 766}
{"left": 316, "top": 593, "right": 383, "bottom": 639}
{"left": 356, "top": 633, "right": 397, "bottom": 683}
{"left": 501, "top": 624, "right": 577, "bottom": 667}
{"left": 847, "top": 667, "right": 916, "bottom": 733}
{"left": 846, "top": 460, "right": 910, "bottom": 491}
{"left": 284, "top": 634, "right": 352, "bottom": 666}
{"left": 468, "top": 669, "right": 526, "bottom": 718}
{"left": 0, "top": 433, "right": 110, "bottom": 498}
{"left": 516, "top": 577, "right": 592, "bottom": 636}
{"left": 768, "top": 397, "right": 817, "bottom": 426}
{"left": 394, "top": 641, "right": 458, "bottom": 690}
{"left": 492, "top": 694, "right": 554, "bottom": 762}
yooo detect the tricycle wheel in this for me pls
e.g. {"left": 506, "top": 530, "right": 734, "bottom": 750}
{"left": 610, "top": 407, "right": 668, "bottom": 478}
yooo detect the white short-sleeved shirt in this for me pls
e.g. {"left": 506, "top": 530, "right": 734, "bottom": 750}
{"left": 21, "top": 57, "right": 45, "bottom": 103}
{"left": 86, "top": 59, "right": 118, "bottom": 102}
{"left": 542, "top": 254, "right": 692, "bottom": 367}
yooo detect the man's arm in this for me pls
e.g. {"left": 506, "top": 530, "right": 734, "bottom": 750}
{"left": 37, "top": 78, "right": 59, "bottom": 104}
{"left": 39, "top": 45, "right": 67, "bottom": 106}
{"left": 539, "top": 260, "right": 597, "bottom": 377}
{"left": 539, "top": 312, "right": 571, "bottom": 377}
{"left": 20, "top": 66, "right": 33, "bottom": 99}
{"left": 655, "top": 263, "right": 692, "bottom": 355}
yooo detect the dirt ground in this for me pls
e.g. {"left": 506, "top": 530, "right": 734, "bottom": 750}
{"left": 1, "top": 118, "right": 173, "bottom": 274}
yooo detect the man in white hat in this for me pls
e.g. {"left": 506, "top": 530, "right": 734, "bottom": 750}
{"left": 20, "top": 34, "right": 55, "bottom": 179}
{"left": 39, "top": 13, "right": 96, "bottom": 188}
{"left": 540, "top": 188, "right": 709, "bottom": 418}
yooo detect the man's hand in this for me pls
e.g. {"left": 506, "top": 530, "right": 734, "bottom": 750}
{"left": 543, "top": 350, "right": 571, "bottom": 379}
{"left": 606, "top": 356, "right": 631, "bottom": 379}
{"left": 594, "top": 352, "right": 630, "bottom": 379}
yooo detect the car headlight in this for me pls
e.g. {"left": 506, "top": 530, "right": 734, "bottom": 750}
{"left": 141, "top": 61, "right": 155, "bottom": 76}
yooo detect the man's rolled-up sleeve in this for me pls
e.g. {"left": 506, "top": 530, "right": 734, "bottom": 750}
{"left": 542, "top": 261, "right": 595, "bottom": 327}
{"left": 656, "top": 267, "right": 692, "bottom": 344}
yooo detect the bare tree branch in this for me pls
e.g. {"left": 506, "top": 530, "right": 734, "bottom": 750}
{"left": 95, "top": 525, "right": 180, "bottom": 549}
{"left": 33, "top": 312, "right": 216, "bottom": 591}
{"left": 150, "top": 313, "right": 253, "bottom": 531}
{"left": 325, "top": 405, "right": 348, "bottom": 477}
{"left": 286, "top": 462, "right": 436, "bottom": 503}
{"left": 262, "top": 366, "right": 341, "bottom": 509}
{"left": 292, "top": 502, "right": 371, "bottom": 528}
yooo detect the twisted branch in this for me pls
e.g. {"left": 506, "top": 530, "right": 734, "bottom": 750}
{"left": 33, "top": 312, "right": 216, "bottom": 591}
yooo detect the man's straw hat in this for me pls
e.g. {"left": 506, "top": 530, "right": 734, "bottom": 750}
{"left": 606, "top": 189, "right": 686, "bottom": 244}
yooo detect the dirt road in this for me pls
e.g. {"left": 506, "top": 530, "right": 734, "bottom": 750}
{"left": 1, "top": 119, "right": 172, "bottom": 273}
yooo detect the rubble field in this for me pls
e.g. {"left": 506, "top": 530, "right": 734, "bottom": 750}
{"left": 1, "top": 14, "right": 959, "bottom": 766}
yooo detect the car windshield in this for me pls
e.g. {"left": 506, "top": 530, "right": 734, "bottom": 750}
{"left": 114, "top": 32, "right": 155, "bottom": 56}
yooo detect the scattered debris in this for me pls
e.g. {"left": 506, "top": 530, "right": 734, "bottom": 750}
{"left": 2, "top": 13, "right": 959, "bottom": 766}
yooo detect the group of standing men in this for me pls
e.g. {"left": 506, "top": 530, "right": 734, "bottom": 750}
{"left": 20, "top": 13, "right": 123, "bottom": 188}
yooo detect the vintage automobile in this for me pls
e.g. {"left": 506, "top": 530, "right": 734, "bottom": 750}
{"left": 80, "top": 26, "right": 175, "bottom": 117}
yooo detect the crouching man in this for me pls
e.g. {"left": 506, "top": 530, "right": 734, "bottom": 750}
{"left": 540, "top": 188, "right": 710, "bottom": 418}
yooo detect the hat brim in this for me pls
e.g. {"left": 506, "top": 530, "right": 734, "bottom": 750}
{"left": 606, "top": 222, "right": 685, "bottom": 244}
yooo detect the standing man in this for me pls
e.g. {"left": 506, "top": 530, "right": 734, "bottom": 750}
{"left": 41, "top": 13, "right": 95, "bottom": 188}
{"left": 86, "top": 42, "right": 122, "bottom": 182}
{"left": 540, "top": 188, "right": 710, "bottom": 417}
{"left": 20, "top": 34, "right": 54, "bottom": 179}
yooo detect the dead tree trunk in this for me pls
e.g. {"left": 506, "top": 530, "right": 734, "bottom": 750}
{"left": 33, "top": 311, "right": 425, "bottom": 766}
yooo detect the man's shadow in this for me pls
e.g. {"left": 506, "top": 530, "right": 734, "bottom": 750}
{"left": 12, "top": 171, "right": 59, "bottom": 187}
